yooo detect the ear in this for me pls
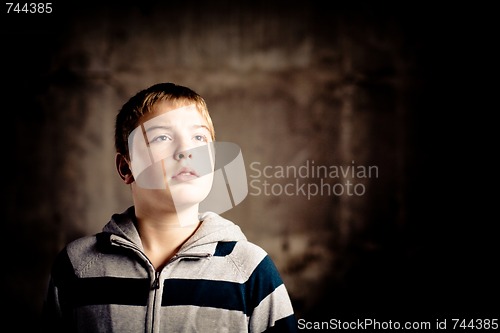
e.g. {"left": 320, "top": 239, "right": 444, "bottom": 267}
{"left": 115, "top": 153, "right": 134, "bottom": 184}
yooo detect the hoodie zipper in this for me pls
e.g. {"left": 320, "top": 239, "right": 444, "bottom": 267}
{"left": 150, "top": 253, "right": 211, "bottom": 333}
{"left": 151, "top": 271, "right": 161, "bottom": 289}
{"left": 109, "top": 236, "right": 212, "bottom": 333}
{"left": 151, "top": 252, "right": 212, "bottom": 289}
{"left": 150, "top": 252, "right": 212, "bottom": 290}
{"left": 109, "top": 236, "right": 212, "bottom": 286}
{"left": 166, "top": 252, "right": 212, "bottom": 265}
{"left": 150, "top": 270, "right": 161, "bottom": 333}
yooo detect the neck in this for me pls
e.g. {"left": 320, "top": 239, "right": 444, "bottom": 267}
{"left": 135, "top": 204, "right": 201, "bottom": 269}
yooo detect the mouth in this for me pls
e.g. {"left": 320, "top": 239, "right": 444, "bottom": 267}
{"left": 171, "top": 167, "right": 199, "bottom": 181}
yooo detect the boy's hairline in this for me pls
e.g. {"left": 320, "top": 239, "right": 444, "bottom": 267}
{"left": 146, "top": 100, "right": 215, "bottom": 138}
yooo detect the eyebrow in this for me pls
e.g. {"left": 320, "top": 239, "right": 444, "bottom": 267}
{"left": 145, "top": 124, "right": 211, "bottom": 132}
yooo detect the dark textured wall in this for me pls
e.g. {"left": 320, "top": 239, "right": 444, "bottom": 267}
{"left": 2, "top": 1, "right": 497, "bottom": 329}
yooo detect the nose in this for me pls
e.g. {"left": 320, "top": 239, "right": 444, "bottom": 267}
{"left": 175, "top": 151, "right": 192, "bottom": 160}
{"left": 174, "top": 137, "right": 194, "bottom": 161}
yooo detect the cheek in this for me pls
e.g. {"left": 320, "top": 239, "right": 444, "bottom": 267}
{"left": 189, "top": 143, "right": 215, "bottom": 176}
{"left": 149, "top": 146, "right": 175, "bottom": 163}
{"left": 130, "top": 150, "right": 151, "bottom": 180}
{"left": 130, "top": 146, "right": 176, "bottom": 179}
{"left": 134, "top": 162, "right": 169, "bottom": 189}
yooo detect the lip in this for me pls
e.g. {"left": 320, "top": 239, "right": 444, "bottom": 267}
{"left": 171, "top": 166, "right": 199, "bottom": 181}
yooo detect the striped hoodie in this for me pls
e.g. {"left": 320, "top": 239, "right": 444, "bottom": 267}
{"left": 42, "top": 206, "right": 298, "bottom": 332}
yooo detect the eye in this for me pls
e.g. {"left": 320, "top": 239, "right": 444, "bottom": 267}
{"left": 194, "top": 134, "right": 208, "bottom": 142}
{"left": 150, "top": 134, "right": 172, "bottom": 144}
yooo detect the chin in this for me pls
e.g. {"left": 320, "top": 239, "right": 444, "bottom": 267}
{"left": 170, "top": 185, "right": 211, "bottom": 208}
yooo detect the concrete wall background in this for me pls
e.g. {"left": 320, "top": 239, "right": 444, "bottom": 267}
{"left": 3, "top": 1, "right": 498, "bottom": 329}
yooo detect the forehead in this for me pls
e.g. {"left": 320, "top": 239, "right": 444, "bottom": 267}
{"left": 140, "top": 100, "right": 200, "bottom": 122}
{"left": 140, "top": 103, "right": 208, "bottom": 130}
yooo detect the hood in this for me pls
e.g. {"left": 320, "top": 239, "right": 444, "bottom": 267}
{"left": 102, "top": 206, "right": 247, "bottom": 254}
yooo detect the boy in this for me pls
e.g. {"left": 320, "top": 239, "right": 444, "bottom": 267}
{"left": 41, "top": 82, "right": 298, "bottom": 332}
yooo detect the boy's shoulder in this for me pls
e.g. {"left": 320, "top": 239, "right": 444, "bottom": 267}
{"left": 213, "top": 237, "right": 278, "bottom": 280}
{"left": 65, "top": 233, "right": 100, "bottom": 256}
{"left": 49, "top": 234, "right": 100, "bottom": 279}
{"left": 200, "top": 212, "right": 268, "bottom": 258}
{"left": 229, "top": 238, "right": 267, "bottom": 256}
{"left": 57, "top": 234, "right": 102, "bottom": 272}
{"left": 201, "top": 211, "right": 273, "bottom": 260}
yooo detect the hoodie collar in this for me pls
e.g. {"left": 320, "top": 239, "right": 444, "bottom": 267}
{"left": 101, "top": 206, "right": 247, "bottom": 254}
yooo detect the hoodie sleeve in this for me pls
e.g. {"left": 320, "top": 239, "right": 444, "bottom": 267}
{"left": 246, "top": 254, "right": 298, "bottom": 333}
{"left": 41, "top": 247, "right": 77, "bottom": 333}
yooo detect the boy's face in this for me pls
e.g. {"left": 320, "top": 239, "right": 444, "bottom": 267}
{"left": 128, "top": 102, "right": 215, "bottom": 217}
